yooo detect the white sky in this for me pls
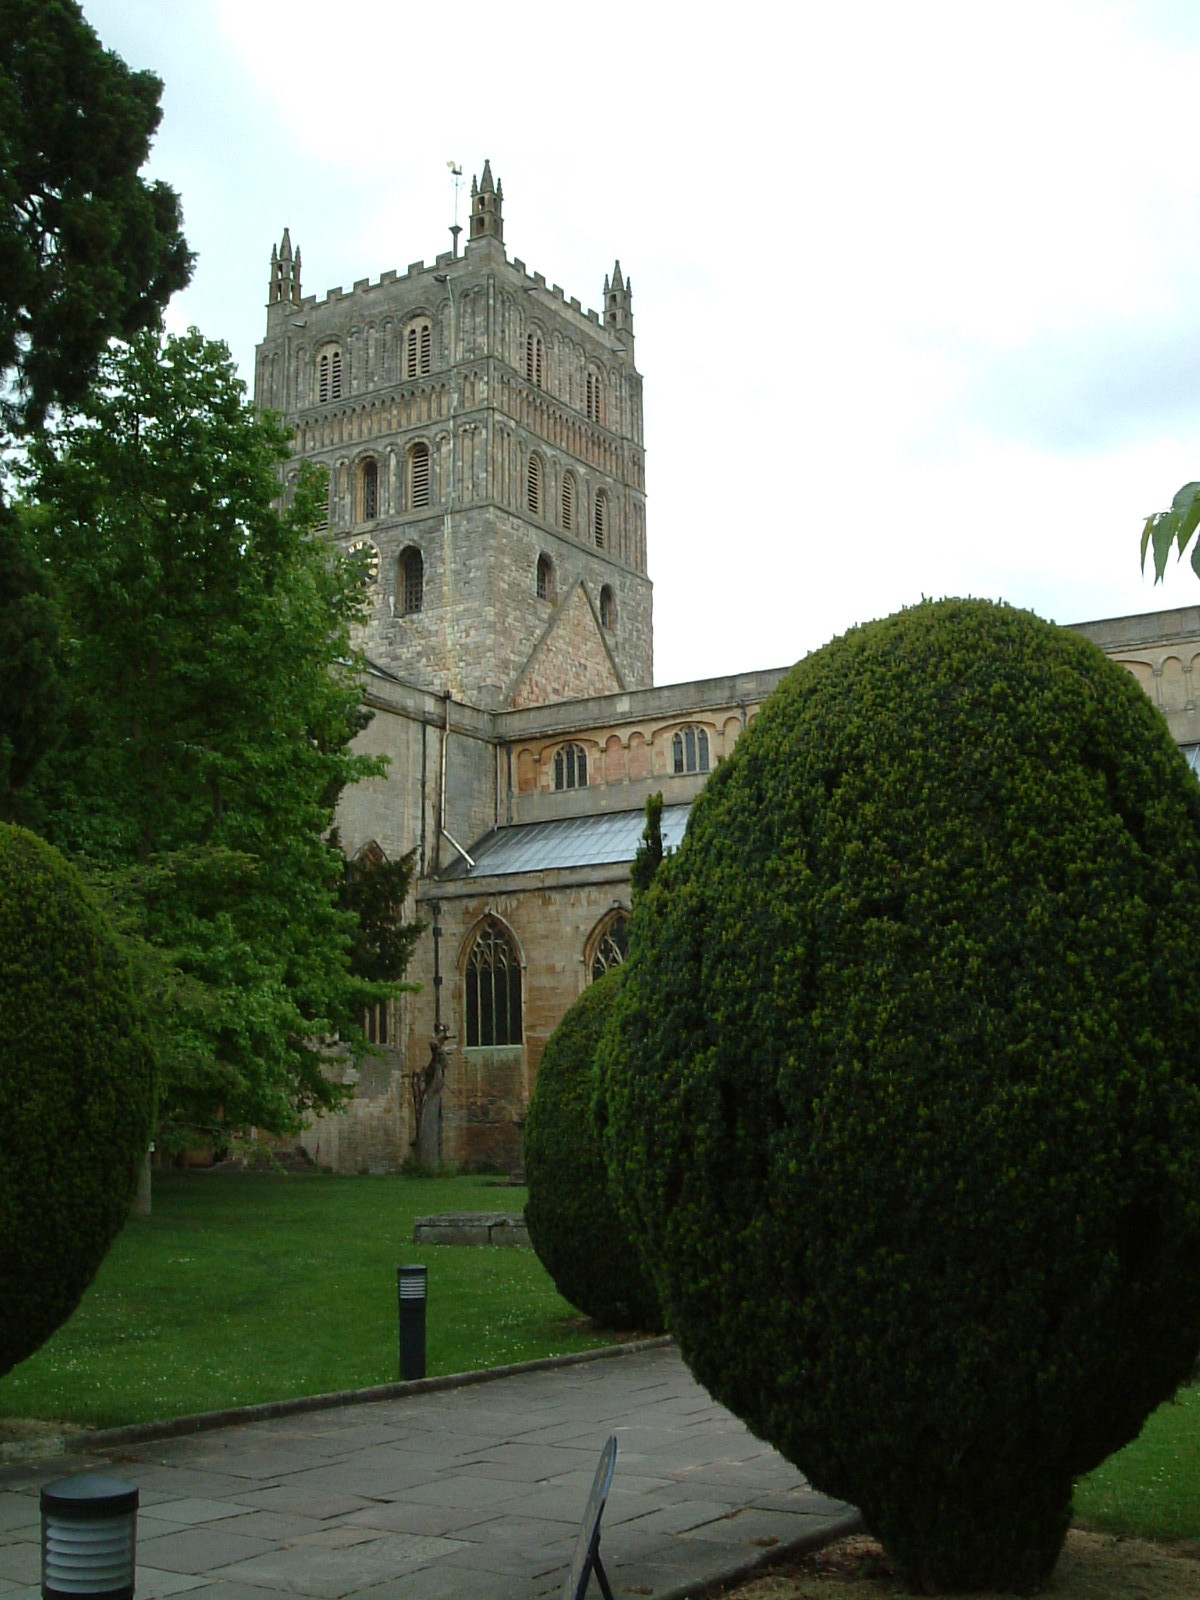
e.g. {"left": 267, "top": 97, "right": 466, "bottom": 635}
{"left": 81, "top": 0, "right": 1200, "bottom": 687}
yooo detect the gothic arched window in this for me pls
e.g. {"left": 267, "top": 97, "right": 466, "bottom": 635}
{"left": 554, "top": 743, "right": 587, "bottom": 791}
{"left": 599, "top": 585, "right": 615, "bottom": 629}
{"left": 537, "top": 553, "right": 553, "bottom": 601}
{"left": 673, "top": 725, "right": 710, "bottom": 775}
{"left": 527, "top": 452, "right": 543, "bottom": 516}
{"left": 526, "top": 331, "right": 544, "bottom": 388}
{"left": 465, "top": 918, "right": 523, "bottom": 1046}
{"left": 408, "top": 441, "right": 431, "bottom": 508}
{"left": 360, "top": 457, "right": 378, "bottom": 521}
{"left": 400, "top": 546, "right": 423, "bottom": 615}
{"left": 405, "top": 318, "right": 432, "bottom": 378}
{"left": 593, "top": 489, "right": 608, "bottom": 549}
{"left": 561, "top": 472, "right": 576, "bottom": 531}
{"left": 588, "top": 911, "right": 629, "bottom": 983}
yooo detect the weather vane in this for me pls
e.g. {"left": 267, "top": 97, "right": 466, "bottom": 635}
{"left": 448, "top": 160, "right": 463, "bottom": 257}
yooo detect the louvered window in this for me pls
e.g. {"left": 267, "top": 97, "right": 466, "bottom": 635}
{"left": 526, "top": 332, "right": 544, "bottom": 388}
{"left": 318, "top": 353, "right": 329, "bottom": 404}
{"left": 409, "top": 442, "right": 431, "bottom": 508}
{"left": 586, "top": 371, "right": 601, "bottom": 423}
{"left": 330, "top": 350, "right": 342, "bottom": 399}
{"left": 554, "top": 743, "right": 588, "bottom": 791}
{"left": 465, "top": 920, "right": 522, "bottom": 1046}
{"left": 672, "top": 726, "right": 710, "bottom": 775}
{"left": 527, "top": 453, "right": 542, "bottom": 515}
{"left": 561, "top": 474, "right": 575, "bottom": 530}
{"left": 593, "top": 491, "right": 607, "bottom": 549}
{"left": 406, "top": 319, "right": 432, "bottom": 378}
{"left": 400, "top": 547, "right": 423, "bottom": 615}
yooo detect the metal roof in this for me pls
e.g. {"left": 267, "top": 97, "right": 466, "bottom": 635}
{"left": 441, "top": 804, "right": 692, "bottom": 880}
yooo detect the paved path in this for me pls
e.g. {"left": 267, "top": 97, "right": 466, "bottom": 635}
{"left": 0, "top": 1345, "right": 857, "bottom": 1600}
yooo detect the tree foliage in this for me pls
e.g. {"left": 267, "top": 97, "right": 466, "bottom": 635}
{"left": 0, "top": 499, "right": 60, "bottom": 823}
{"left": 1140, "top": 479, "right": 1200, "bottom": 581}
{"left": 335, "top": 837, "right": 423, "bottom": 985}
{"left": 602, "top": 599, "right": 1200, "bottom": 1594}
{"left": 0, "top": 823, "right": 155, "bottom": 1379}
{"left": 629, "top": 790, "right": 664, "bottom": 897}
{"left": 22, "top": 329, "right": 393, "bottom": 1143}
{"left": 0, "top": 0, "right": 191, "bottom": 436}
{"left": 525, "top": 971, "right": 663, "bottom": 1332}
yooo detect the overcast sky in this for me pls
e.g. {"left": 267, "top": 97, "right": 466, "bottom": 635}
{"left": 82, "top": 0, "right": 1200, "bottom": 687}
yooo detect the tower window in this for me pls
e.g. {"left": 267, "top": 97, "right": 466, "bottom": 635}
{"left": 537, "top": 553, "right": 553, "bottom": 601}
{"left": 465, "top": 918, "right": 522, "bottom": 1046}
{"left": 561, "top": 472, "right": 575, "bottom": 531}
{"left": 586, "top": 370, "right": 602, "bottom": 423}
{"left": 409, "top": 441, "right": 431, "bottom": 508}
{"left": 526, "top": 331, "right": 544, "bottom": 388}
{"left": 593, "top": 490, "right": 608, "bottom": 549}
{"left": 554, "top": 743, "right": 588, "bottom": 791}
{"left": 599, "top": 585, "right": 616, "bottom": 629}
{"left": 405, "top": 319, "right": 432, "bottom": 378}
{"left": 317, "top": 348, "right": 343, "bottom": 404}
{"left": 527, "top": 452, "right": 542, "bottom": 516}
{"left": 331, "top": 349, "right": 342, "bottom": 399}
{"left": 360, "top": 458, "right": 378, "bottom": 521}
{"left": 400, "top": 546, "right": 424, "bottom": 615}
{"left": 673, "top": 725, "right": 710, "bottom": 775}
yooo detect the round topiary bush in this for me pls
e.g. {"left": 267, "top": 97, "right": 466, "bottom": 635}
{"left": 601, "top": 599, "right": 1200, "bottom": 1594}
{"left": 0, "top": 825, "right": 155, "bottom": 1379}
{"left": 525, "top": 970, "right": 663, "bottom": 1332}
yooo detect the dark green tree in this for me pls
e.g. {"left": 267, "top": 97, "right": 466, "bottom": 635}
{"left": 23, "top": 329, "right": 393, "bottom": 1144}
{"left": 602, "top": 599, "right": 1200, "bottom": 1594}
{"left": 335, "top": 837, "right": 423, "bottom": 986}
{"left": 524, "top": 970, "right": 663, "bottom": 1333}
{"left": 0, "top": 500, "right": 60, "bottom": 824}
{"left": 629, "top": 790, "right": 664, "bottom": 897}
{"left": 0, "top": 824, "right": 155, "bottom": 1378}
{"left": 0, "top": 0, "right": 191, "bottom": 436}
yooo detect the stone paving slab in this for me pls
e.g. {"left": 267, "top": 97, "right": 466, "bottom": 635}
{"left": 0, "top": 1344, "right": 858, "bottom": 1598}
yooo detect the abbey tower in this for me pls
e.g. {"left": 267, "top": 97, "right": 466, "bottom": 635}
{"left": 254, "top": 163, "right": 651, "bottom": 711}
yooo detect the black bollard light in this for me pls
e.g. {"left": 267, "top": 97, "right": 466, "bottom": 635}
{"left": 397, "top": 1263, "right": 427, "bottom": 1380}
{"left": 41, "top": 1472, "right": 138, "bottom": 1600}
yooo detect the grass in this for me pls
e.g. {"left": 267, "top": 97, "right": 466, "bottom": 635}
{"left": 0, "top": 1171, "right": 615, "bottom": 1430}
{"left": 1074, "top": 1380, "right": 1200, "bottom": 1543}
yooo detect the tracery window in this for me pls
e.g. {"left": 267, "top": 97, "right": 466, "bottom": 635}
{"left": 465, "top": 918, "right": 523, "bottom": 1047}
{"left": 400, "top": 546, "right": 423, "bottom": 615}
{"left": 554, "top": 743, "right": 587, "bottom": 790}
{"left": 526, "top": 331, "right": 544, "bottom": 388}
{"left": 599, "top": 585, "right": 616, "bottom": 629}
{"left": 537, "top": 553, "right": 553, "bottom": 601}
{"left": 360, "top": 457, "right": 378, "bottom": 520}
{"left": 593, "top": 490, "right": 608, "bottom": 549}
{"left": 561, "top": 472, "right": 576, "bottom": 531}
{"left": 588, "top": 913, "right": 629, "bottom": 983}
{"left": 409, "top": 441, "right": 431, "bottom": 508}
{"left": 405, "top": 318, "right": 432, "bottom": 378}
{"left": 673, "top": 725, "right": 710, "bottom": 775}
{"left": 527, "top": 452, "right": 543, "bottom": 516}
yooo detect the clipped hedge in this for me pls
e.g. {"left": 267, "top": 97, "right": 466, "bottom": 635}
{"left": 524, "top": 970, "right": 663, "bottom": 1333}
{"left": 0, "top": 825, "right": 155, "bottom": 1378}
{"left": 601, "top": 599, "right": 1200, "bottom": 1593}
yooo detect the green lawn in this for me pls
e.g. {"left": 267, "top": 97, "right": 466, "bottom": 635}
{"left": 0, "top": 1172, "right": 611, "bottom": 1429}
{"left": 1075, "top": 1380, "right": 1200, "bottom": 1542}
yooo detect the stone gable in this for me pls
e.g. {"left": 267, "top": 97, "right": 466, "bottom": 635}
{"left": 510, "top": 583, "right": 623, "bottom": 708}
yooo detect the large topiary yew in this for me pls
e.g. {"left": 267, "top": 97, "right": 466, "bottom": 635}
{"left": 525, "top": 970, "right": 663, "bottom": 1333}
{"left": 601, "top": 599, "right": 1200, "bottom": 1594}
{"left": 0, "top": 825, "right": 155, "bottom": 1378}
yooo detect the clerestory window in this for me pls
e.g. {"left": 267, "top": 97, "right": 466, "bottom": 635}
{"left": 465, "top": 918, "right": 523, "bottom": 1046}
{"left": 554, "top": 743, "right": 588, "bottom": 791}
{"left": 673, "top": 725, "right": 710, "bottom": 775}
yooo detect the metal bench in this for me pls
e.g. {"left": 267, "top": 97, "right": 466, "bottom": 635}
{"left": 561, "top": 1435, "right": 617, "bottom": 1600}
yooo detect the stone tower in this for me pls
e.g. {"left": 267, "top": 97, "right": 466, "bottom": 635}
{"left": 254, "top": 165, "right": 651, "bottom": 709}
